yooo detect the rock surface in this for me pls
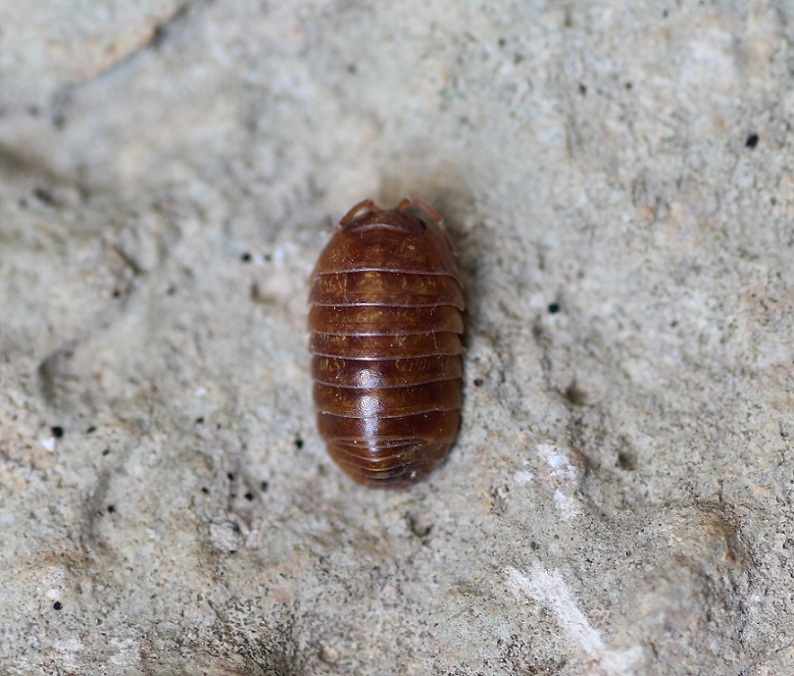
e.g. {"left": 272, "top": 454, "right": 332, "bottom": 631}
{"left": 1, "top": 2, "right": 792, "bottom": 674}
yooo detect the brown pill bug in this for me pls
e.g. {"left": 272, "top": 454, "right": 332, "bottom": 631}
{"left": 308, "top": 197, "right": 465, "bottom": 489}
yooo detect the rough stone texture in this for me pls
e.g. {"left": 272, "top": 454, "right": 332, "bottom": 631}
{"left": 0, "top": 1, "right": 792, "bottom": 674}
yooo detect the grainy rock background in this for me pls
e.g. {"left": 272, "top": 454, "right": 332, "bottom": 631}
{"left": 1, "top": 1, "right": 792, "bottom": 674}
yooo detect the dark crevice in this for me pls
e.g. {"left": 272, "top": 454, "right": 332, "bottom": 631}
{"left": 150, "top": 2, "right": 195, "bottom": 49}
{"left": 47, "top": 0, "right": 201, "bottom": 121}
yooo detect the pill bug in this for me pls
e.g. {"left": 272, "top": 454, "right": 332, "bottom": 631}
{"left": 308, "top": 197, "right": 465, "bottom": 488}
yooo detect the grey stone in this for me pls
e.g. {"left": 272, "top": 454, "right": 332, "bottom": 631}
{"left": 0, "top": 1, "right": 792, "bottom": 674}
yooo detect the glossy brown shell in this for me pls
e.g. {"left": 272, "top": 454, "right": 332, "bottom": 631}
{"left": 308, "top": 198, "right": 465, "bottom": 489}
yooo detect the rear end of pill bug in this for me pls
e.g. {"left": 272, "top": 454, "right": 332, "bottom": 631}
{"left": 308, "top": 198, "right": 465, "bottom": 488}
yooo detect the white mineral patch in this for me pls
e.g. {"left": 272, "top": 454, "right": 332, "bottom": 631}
{"left": 537, "top": 443, "right": 578, "bottom": 482}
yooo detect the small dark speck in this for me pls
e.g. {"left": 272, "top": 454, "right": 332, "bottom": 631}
{"left": 102, "top": 448, "right": 110, "bottom": 456}
{"left": 18, "top": 198, "right": 29, "bottom": 209}
{"left": 51, "top": 426, "right": 64, "bottom": 438}
{"left": 263, "top": 254, "right": 272, "bottom": 262}
{"left": 34, "top": 187, "right": 55, "bottom": 205}
{"left": 240, "top": 252, "right": 252, "bottom": 263}
{"left": 473, "top": 378, "right": 484, "bottom": 387}
{"left": 498, "top": 37, "right": 507, "bottom": 48}
{"left": 86, "top": 426, "right": 96, "bottom": 434}
{"left": 617, "top": 451, "right": 637, "bottom": 471}
{"left": 347, "top": 63, "right": 357, "bottom": 74}
{"left": 547, "top": 303, "right": 560, "bottom": 314}
{"left": 579, "top": 83, "right": 587, "bottom": 95}
{"left": 260, "top": 480, "right": 269, "bottom": 492}
{"left": 53, "top": 602, "right": 63, "bottom": 611}
{"left": 195, "top": 416, "right": 205, "bottom": 424}
{"left": 27, "top": 105, "right": 41, "bottom": 117}
{"left": 166, "top": 285, "right": 177, "bottom": 296}
{"left": 745, "top": 133, "right": 759, "bottom": 149}
{"left": 201, "top": 487, "right": 209, "bottom": 494}
{"left": 406, "top": 514, "right": 432, "bottom": 538}
{"left": 565, "top": 382, "right": 587, "bottom": 406}
{"left": 231, "top": 521, "right": 241, "bottom": 534}
{"left": 151, "top": 24, "right": 167, "bottom": 48}
{"left": 244, "top": 492, "right": 254, "bottom": 501}
{"left": 112, "top": 289, "right": 122, "bottom": 298}
{"left": 227, "top": 473, "right": 235, "bottom": 481}
{"left": 107, "top": 505, "right": 116, "bottom": 514}
{"left": 530, "top": 540, "right": 540, "bottom": 551}
{"left": 294, "top": 436, "right": 304, "bottom": 450}
{"left": 625, "top": 82, "right": 633, "bottom": 90}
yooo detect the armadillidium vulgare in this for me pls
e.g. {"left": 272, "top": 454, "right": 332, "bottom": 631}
{"left": 308, "top": 198, "right": 465, "bottom": 488}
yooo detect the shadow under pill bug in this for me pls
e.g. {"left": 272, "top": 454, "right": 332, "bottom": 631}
{"left": 308, "top": 198, "right": 465, "bottom": 488}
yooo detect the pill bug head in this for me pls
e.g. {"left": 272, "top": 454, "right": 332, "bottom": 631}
{"left": 310, "top": 198, "right": 462, "bottom": 289}
{"left": 337, "top": 197, "right": 446, "bottom": 235}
